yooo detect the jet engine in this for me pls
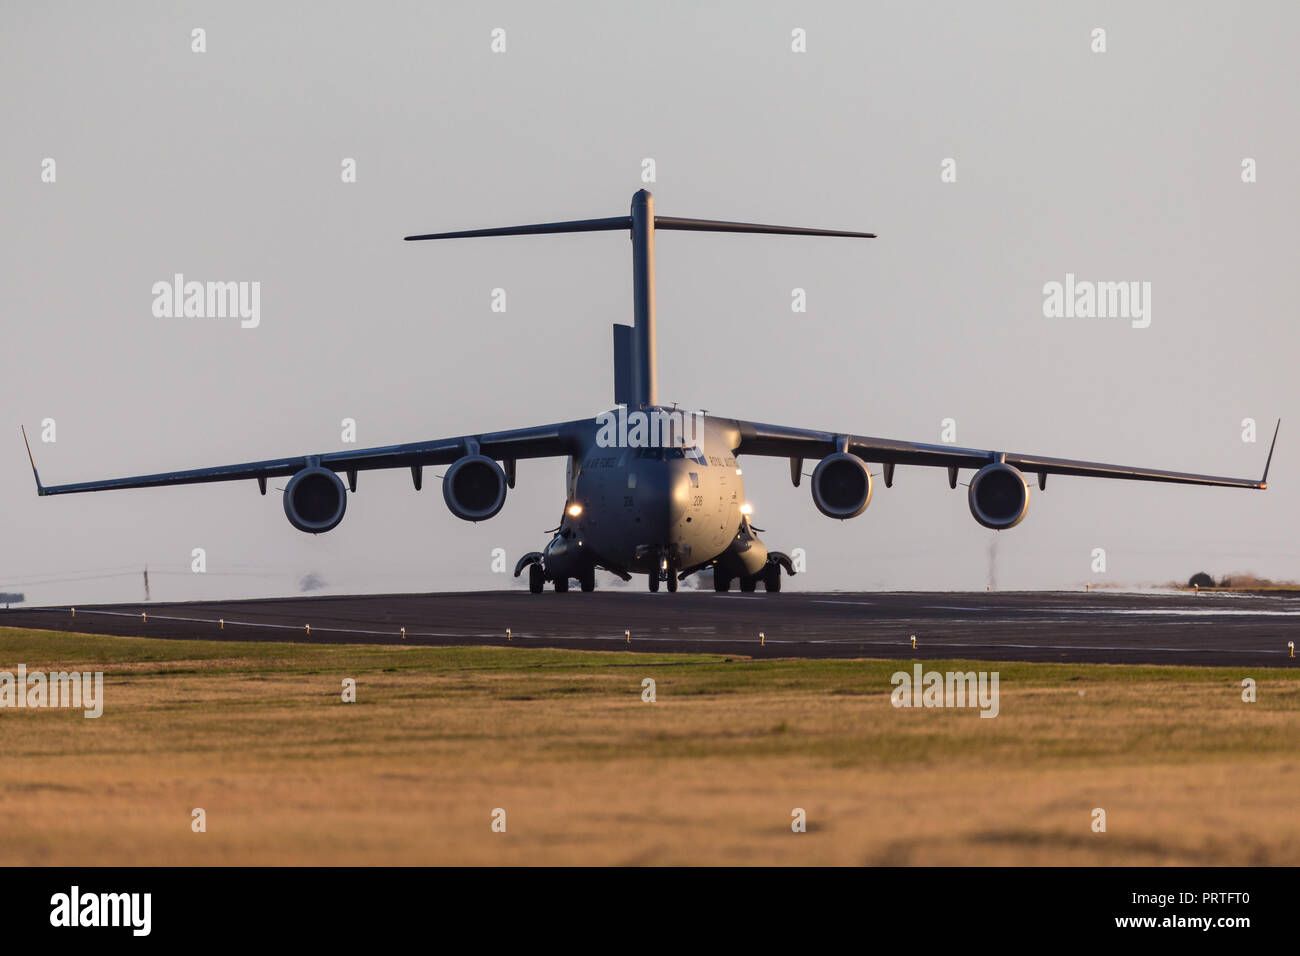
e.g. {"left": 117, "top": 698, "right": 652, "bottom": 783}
{"left": 968, "top": 462, "right": 1030, "bottom": 529}
{"left": 443, "top": 454, "right": 508, "bottom": 521}
{"left": 283, "top": 466, "right": 347, "bottom": 534}
{"left": 811, "top": 452, "right": 873, "bottom": 519}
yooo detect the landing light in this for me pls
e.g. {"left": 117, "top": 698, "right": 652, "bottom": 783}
{"left": 567, "top": 503, "right": 583, "bottom": 517}
{"left": 735, "top": 468, "right": 743, "bottom": 475}
{"left": 740, "top": 502, "right": 753, "bottom": 516}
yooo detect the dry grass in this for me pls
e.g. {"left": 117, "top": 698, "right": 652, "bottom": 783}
{"left": 0, "top": 627, "right": 1297, "bottom": 865}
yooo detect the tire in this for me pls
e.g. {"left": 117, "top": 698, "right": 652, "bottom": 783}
{"left": 713, "top": 571, "right": 730, "bottom": 593}
{"left": 763, "top": 563, "right": 782, "bottom": 593}
{"left": 579, "top": 566, "right": 596, "bottom": 592}
{"left": 739, "top": 576, "right": 756, "bottom": 593}
{"left": 554, "top": 576, "right": 569, "bottom": 593}
{"left": 648, "top": 573, "right": 660, "bottom": 593}
{"left": 528, "top": 563, "right": 545, "bottom": 594}
{"left": 666, "top": 573, "right": 678, "bottom": 593}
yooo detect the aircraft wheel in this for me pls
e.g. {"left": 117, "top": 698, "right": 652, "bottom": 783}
{"left": 739, "top": 576, "right": 757, "bottom": 593}
{"left": 528, "top": 564, "right": 545, "bottom": 594}
{"left": 763, "top": 563, "right": 782, "bottom": 593}
{"left": 647, "top": 573, "right": 660, "bottom": 593}
{"left": 554, "top": 576, "right": 569, "bottom": 593}
{"left": 666, "top": 573, "right": 678, "bottom": 593}
{"left": 579, "top": 566, "right": 596, "bottom": 592}
{"left": 713, "top": 571, "right": 730, "bottom": 593}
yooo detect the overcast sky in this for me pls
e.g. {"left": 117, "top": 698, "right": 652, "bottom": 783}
{"left": 3, "top": 1, "right": 1297, "bottom": 605}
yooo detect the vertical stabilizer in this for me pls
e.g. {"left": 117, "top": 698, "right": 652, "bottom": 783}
{"left": 612, "top": 323, "right": 635, "bottom": 406}
{"left": 630, "top": 189, "right": 657, "bottom": 407}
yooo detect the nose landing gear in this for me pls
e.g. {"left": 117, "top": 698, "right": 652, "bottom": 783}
{"left": 648, "top": 556, "right": 677, "bottom": 592}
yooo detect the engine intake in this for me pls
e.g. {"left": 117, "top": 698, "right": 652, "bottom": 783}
{"left": 811, "top": 452, "right": 872, "bottom": 519}
{"left": 968, "top": 462, "right": 1030, "bottom": 529}
{"left": 443, "top": 454, "right": 508, "bottom": 521}
{"left": 283, "top": 466, "right": 347, "bottom": 534}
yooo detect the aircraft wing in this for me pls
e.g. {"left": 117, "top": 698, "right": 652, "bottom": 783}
{"left": 729, "top": 418, "right": 1278, "bottom": 490}
{"left": 23, "top": 419, "right": 586, "bottom": 497}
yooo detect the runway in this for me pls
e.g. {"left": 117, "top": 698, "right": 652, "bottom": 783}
{"left": 2, "top": 588, "right": 1298, "bottom": 666}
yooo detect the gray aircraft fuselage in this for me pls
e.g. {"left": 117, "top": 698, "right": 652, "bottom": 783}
{"left": 542, "top": 413, "right": 766, "bottom": 581}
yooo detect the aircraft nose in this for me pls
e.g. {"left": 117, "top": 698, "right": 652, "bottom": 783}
{"left": 634, "top": 462, "right": 692, "bottom": 541}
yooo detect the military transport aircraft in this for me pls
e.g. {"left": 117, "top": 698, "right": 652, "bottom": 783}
{"left": 23, "top": 189, "right": 1278, "bottom": 593}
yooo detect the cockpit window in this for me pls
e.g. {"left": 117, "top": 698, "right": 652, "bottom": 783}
{"left": 634, "top": 446, "right": 690, "bottom": 461}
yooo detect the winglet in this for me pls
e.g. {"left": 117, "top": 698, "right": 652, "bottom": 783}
{"left": 1260, "top": 419, "right": 1280, "bottom": 488}
{"left": 21, "top": 426, "right": 45, "bottom": 495}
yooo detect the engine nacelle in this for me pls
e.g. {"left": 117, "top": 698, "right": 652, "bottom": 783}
{"left": 968, "top": 462, "right": 1030, "bottom": 529}
{"left": 443, "top": 454, "right": 508, "bottom": 521}
{"left": 811, "top": 452, "right": 873, "bottom": 519}
{"left": 283, "top": 466, "right": 347, "bottom": 534}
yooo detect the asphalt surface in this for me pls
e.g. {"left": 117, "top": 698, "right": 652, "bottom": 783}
{"left": 2, "top": 588, "right": 1298, "bottom": 666}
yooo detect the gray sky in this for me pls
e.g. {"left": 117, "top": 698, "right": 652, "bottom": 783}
{"left": 3, "top": 1, "right": 1297, "bottom": 605}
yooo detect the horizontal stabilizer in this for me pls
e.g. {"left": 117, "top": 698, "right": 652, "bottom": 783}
{"left": 406, "top": 210, "right": 875, "bottom": 243}
{"left": 405, "top": 216, "right": 630, "bottom": 241}
{"left": 654, "top": 216, "right": 875, "bottom": 239}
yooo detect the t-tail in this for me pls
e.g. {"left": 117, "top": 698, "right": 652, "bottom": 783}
{"left": 405, "top": 190, "right": 876, "bottom": 408}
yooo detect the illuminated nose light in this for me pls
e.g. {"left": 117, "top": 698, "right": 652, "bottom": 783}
{"left": 567, "top": 503, "right": 583, "bottom": 517}
{"left": 735, "top": 468, "right": 743, "bottom": 475}
{"left": 739, "top": 503, "right": 753, "bottom": 516}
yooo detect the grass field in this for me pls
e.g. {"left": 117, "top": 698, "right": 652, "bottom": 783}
{"left": 0, "top": 626, "right": 1296, "bottom": 865}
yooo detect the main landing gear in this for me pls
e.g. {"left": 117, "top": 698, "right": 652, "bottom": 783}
{"left": 548, "top": 567, "right": 597, "bottom": 593}
{"left": 714, "top": 557, "right": 786, "bottom": 593}
{"left": 522, "top": 557, "right": 596, "bottom": 593}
